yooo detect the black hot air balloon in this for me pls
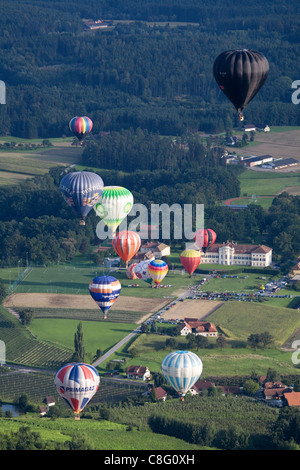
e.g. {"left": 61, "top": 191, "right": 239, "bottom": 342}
{"left": 213, "top": 49, "right": 269, "bottom": 121}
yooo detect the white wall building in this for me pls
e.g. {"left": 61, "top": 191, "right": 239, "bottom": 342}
{"left": 201, "top": 243, "right": 272, "bottom": 267}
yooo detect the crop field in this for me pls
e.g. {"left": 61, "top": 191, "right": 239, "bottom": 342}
{"left": 0, "top": 138, "right": 82, "bottom": 185}
{"left": 234, "top": 127, "right": 300, "bottom": 160}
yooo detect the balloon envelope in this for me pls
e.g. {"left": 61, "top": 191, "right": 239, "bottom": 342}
{"left": 54, "top": 362, "right": 99, "bottom": 417}
{"left": 126, "top": 263, "right": 138, "bottom": 280}
{"left": 134, "top": 259, "right": 152, "bottom": 283}
{"left": 69, "top": 116, "right": 93, "bottom": 143}
{"left": 194, "top": 229, "right": 216, "bottom": 253}
{"left": 60, "top": 171, "right": 104, "bottom": 225}
{"left": 89, "top": 275, "right": 121, "bottom": 319}
{"left": 213, "top": 49, "right": 269, "bottom": 119}
{"left": 113, "top": 230, "right": 141, "bottom": 266}
{"left": 148, "top": 259, "right": 168, "bottom": 286}
{"left": 161, "top": 351, "right": 203, "bottom": 397}
{"left": 180, "top": 249, "right": 201, "bottom": 275}
{"left": 94, "top": 186, "right": 134, "bottom": 234}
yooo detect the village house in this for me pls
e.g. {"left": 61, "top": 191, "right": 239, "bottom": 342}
{"left": 263, "top": 381, "right": 292, "bottom": 400}
{"left": 154, "top": 386, "right": 168, "bottom": 401}
{"left": 201, "top": 242, "right": 272, "bottom": 267}
{"left": 242, "top": 124, "right": 256, "bottom": 132}
{"left": 190, "top": 380, "right": 215, "bottom": 395}
{"left": 284, "top": 391, "right": 300, "bottom": 407}
{"left": 180, "top": 319, "right": 218, "bottom": 337}
{"left": 140, "top": 241, "right": 170, "bottom": 258}
{"left": 126, "top": 365, "right": 151, "bottom": 381}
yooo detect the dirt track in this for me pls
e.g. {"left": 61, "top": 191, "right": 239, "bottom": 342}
{"left": 4, "top": 293, "right": 170, "bottom": 313}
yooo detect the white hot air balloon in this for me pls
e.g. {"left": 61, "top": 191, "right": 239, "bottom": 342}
{"left": 161, "top": 350, "right": 203, "bottom": 400}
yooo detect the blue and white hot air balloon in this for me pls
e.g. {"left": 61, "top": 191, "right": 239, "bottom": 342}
{"left": 161, "top": 350, "right": 203, "bottom": 400}
{"left": 60, "top": 171, "right": 104, "bottom": 225}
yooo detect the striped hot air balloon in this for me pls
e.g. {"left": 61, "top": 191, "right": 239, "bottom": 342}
{"left": 194, "top": 229, "right": 217, "bottom": 253}
{"left": 180, "top": 249, "right": 201, "bottom": 276}
{"left": 94, "top": 186, "right": 134, "bottom": 235}
{"left": 148, "top": 259, "right": 168, "bottom": 287}
{"left": 161, "top": 351, "right": 203, "bottom": 400}
{"left": 54, "top": 362, "right": 100, "bottom": 419}
{"left": 126, "top": 263, "right": 138, "bottom": 280}
{"left": 113, "top": 230, "right": 141, "bottom": 267}
{"left": 69, "top": 116, "right": 93, "bottom": 144}
{"left": 89, "top": 275, "right": 121, "bottom": 319}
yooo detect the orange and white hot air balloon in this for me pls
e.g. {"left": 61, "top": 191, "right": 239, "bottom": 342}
{"left": 112, "top": 230, "right": 141, "bottom": 267}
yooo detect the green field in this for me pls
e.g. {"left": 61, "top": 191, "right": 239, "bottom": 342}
{"left": 0, "top": 415, "right": 211, "bottom": 450}
{"left": 238, "top": 170, "right": 300, "bottom": 197}
{"left": 0, "top": 138, "right": 82, "bottom": 186}
{"left": 10, "top": 264, "right": 191, "bottom": 298}
{"left": 29, "top": 318, "right": 137, "bottom": 357}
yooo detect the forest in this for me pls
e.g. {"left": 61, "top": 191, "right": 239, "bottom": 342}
{"left": 0, "top": 0, "right": 299, "bottom": 138}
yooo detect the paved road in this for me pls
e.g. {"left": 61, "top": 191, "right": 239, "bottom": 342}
{"left": 92, "top": 326, "right": 141, "bottom": 367}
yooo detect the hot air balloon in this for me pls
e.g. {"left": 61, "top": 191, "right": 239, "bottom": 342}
{"left": 126, "top": 263, "right": 138, "bottom": 280}
{"left": 60, "top": 171, "right": 104, "bottom": 225}
{"left": 112, "top": 230, "right": 141, "bottom": 267}
{"left": 89, "top": 275, "right": 121, "bottom": 319}
{"left": 161, "top": 350, "right": 203, "bottom": 401}
{"left": 194, "top": 228, "right": 217, "bottom": 253}
{"left": 69, "top": 116, "right": 93, "bottom": 144}
{"left": 213, "top": 49, "right": 269, "bottom": 121}
{"left": 148, "top": 259, "right": 168, "bottom": 287}
{"left": 94, "top": 186, "right": 134, "bottom": 235}
{"left": 180, "top": 249, "right": 201, "bottom": 276}
{"left": 134, "top": 259, "right": 152, "bottom": 284}
{"left": 54, "top": 362, "right": 100, "bottom": 419}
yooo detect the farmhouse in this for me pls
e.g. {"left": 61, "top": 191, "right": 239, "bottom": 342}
{"left": 180, "top": 319, "right": 218, "bottom": 337}
{"left": 140, "top": 242, "right": 170, "bottom": 258}
{"left": 190, "top": 380, "right": 215, "bottom": 395}
{"left": 126, "top": 365, "right": 151, "bottom": 381}
{"left": 83, "top": 19, "right": 110, "bottom": 30}
{"left": 201, "top": 242, "right": 272, "bottom": 267}
{"left": 284, "top": 391, "right": 300, "bottom": 407}
{"left": 242, "top": 124, "right": 256, "bottom": 132}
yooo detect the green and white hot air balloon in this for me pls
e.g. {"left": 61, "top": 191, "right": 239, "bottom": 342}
{"left": 94, "top": 186, "right": 134, "bottom": 234}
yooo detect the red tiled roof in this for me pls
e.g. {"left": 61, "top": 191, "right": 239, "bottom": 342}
{"left": 284, "top": 391, "right": 300, "bottom": 407}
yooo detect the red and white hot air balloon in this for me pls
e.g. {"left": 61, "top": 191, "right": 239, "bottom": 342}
{"left": 113, "top": 230, "right": 141, "bottom": 267}
{"left": 54, "top": 362, "right": 100, "bottom": 419}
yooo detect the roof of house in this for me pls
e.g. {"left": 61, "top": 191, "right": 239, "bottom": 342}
{"left": 155, "top": 387, "right": 167, "bottom": 399}
{"left": 205, "top": 243, "right": 272, "bottom": 254}
{"left": 126, "top": 365, "right": 149, "bottom": 375}
{"left": 181, "top": 319, "right": 217, "bottom": 333}
{"left": 192, "top": 380, "right": 215, "bottom": 392}
{"left": 284, "top": 391, "right": 300, "bottom": 407}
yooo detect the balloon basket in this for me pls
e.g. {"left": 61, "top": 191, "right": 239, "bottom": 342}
{"left": 74, "top": 413, "right": 80, "bottom": 420}
{"left": 80, "top": 220, "right": 86, "bottom": 226}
